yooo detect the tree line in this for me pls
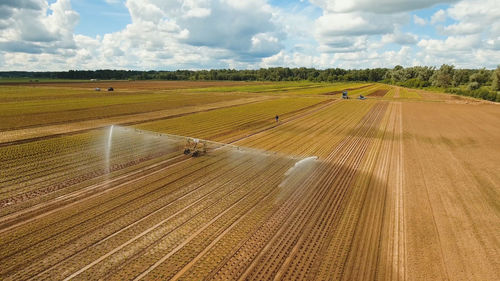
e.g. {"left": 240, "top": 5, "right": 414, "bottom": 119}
{"left": 1, "top": 65, "right": 499, "bottom": 101}
{"left": 0, "top": 68, "right": 388, "bottom": 82}
{"left": 384, "top": 65, "right": 499, "bottom": 102}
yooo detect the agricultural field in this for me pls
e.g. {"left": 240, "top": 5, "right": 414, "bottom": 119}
{"left": 0, "top": 81, "right": 498, "bottom": 280}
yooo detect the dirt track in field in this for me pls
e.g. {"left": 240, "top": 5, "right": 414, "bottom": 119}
{"left": 0, "top": 82, "right": 498, "bottom": 280}
{"left": 323, "top": 84, "right": 374, "bottom": 95}
{"left": 0, "top": 97, "right": 271, "bottom": 145}
{"left": 368, "top": 89, "right": 389, "bottom": 97}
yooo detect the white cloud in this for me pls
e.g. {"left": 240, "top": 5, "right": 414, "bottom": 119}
{"left": 382, "top": 32, "right": 418, "bottom": 45}
{"left": 418, "top": 34, "right": 481, "bottom": 53}
{"left": 413, "top": 15, "right": 427, "bottom": 26}
{"left": 309, "top": 0, "right": 459, "bottom": 14}
{"left": 117, "top": 0, "right": 282, "bottom": 61}
{"left": 447, "top": 0, "right": 500, "bottom": 26}
{"left": 260, "top": 50, "right": 335, "bottom": 69}
{"left": 415, "top": 34, "right": 497, "bottom": 67}
{"left": 0, "top": 0, "right": 45, "bottom": 10}
{"left": 414, "top": 0, "right": 500, "bottom": 68}
{"left": 0, "top": 0, "right": 499, "bottom": 70}
{"left": 317, "top": 36, "right": 369, "bottom": 53}
{"left": 37, "top": 0, "right": 284, "bottom": 70}
{"left": 315, "top": 13, "right": 397, "bottom": 37}
{"left": 441, "top": 22, "right": 482, "bottom": 35}
{"left": 0, "top": 0, "right": 78, "bottom": 54}
{"left": 430, "top": 9, "right": 446, "bottom": 24}
{"left": 445, "top": 0, "right": 500, "bottom": 36}
{"left": 313, "top": 7, "right": 408, "bottom": 55}
{"left": 250, "top": 33, "right": 282, "bottom": 57}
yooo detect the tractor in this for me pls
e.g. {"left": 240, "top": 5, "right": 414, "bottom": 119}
{"left": 342, "top": 91, "right": 349, "bottom": 99}
{"left": 183, "top": 138, "right": 207, "bottom": 157}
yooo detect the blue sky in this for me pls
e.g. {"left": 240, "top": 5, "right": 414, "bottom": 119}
{"left": 72, "top": 0, "right": 131, "bottom": 37}
{"left": 0, "top": 0, "right": 498, "bottom": 70}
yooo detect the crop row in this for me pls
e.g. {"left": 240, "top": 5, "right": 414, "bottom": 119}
{"left": 1, "top": 143, "right": 297, "bottom": 280}
{"left": 0, "top": 148, "right": 185, "bottom": 219}
{"left": 1, "top": 94, "right": 397, "bottom": 280}
{"left": 0, "top": 87, "right": 248, "bottom": 130}
{"left": 398, "top": 88, "right": 421, "bottom": 99}
{"left": 1, "top": 128, "right": 176, "bottom": 183}
{"left": 104, "top": 156, "right": 293, "bottom": 281}
{"left": 208, "top": 102, "right": 388, "bottom": 280}
{"left": 1, "top": 150, "right": 233, "bottom": 278}
{"left": 0, "top": 128, "right": 186, "bottom": 212}
{"left": 144, "top": 101, "right": 381, "bottom": 280}
{"left": 172, "top": 158, "right": 320, "bottom": 280}
{"left": 238, "top": 100, "right": 375, "bottom": 158}
{"left": 182, "top": 81, "right": 321, "bottom": 93}
{"left": 315, "top": 102, "right": 399, "bottom": 280}
{"left": 0, "top": 150, "right": 230, "bottom": 263}
{"left": 46, "top": 153, "right": 291, "bottom": 280}
{"left": 135, "top": 97, "right": 328, "bottom": 143}
{"left": 240, "top": 103, "right": 389, "bottom": 280}
{"left": 1, "top": 131, "right": 174, "bottom": 191}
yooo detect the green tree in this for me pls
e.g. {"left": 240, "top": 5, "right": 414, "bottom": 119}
{"left": 452, "top": 69, "right": 471, "bottom": 87}
{"left": 469, "top": 68, "right": 491, "bottom": 86}
{"left": 431, "top": 64, "right": 455, "bottom": 88}
{"left": 413, "top": 66, "right": 434, "bottom": 82}
{"left": 491, "top": 66, "right": 500, "bottom": 91}
{"left": 467, "top": 82, "right": 480, "bottom": 91}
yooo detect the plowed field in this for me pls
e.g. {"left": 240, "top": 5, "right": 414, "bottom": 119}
{"left": 0, "top": 81, "right": 498, "bottom": 280}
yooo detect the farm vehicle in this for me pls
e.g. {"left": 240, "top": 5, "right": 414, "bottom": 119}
{"left": 183, "top": 138, "right": 207, "bottom": 157}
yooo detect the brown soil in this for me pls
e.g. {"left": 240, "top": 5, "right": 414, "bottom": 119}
{"left": 368, "top": 89, "right": 389, "bottom": 97}
{"left": 0, "top": 97, "right": 268, "bottom": 145}
{"left": 323, "top": 84, "right": 374, "bottom": 95}
{"left": 1, "top": 83, "right": 498, "bottom": 280}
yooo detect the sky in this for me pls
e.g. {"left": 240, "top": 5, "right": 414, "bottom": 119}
{"left": 0, "top": 0, "right": 499, "bottom": 71}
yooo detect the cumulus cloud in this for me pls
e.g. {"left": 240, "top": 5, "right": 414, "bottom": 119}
{"left": 430, "top": 9, "right": 446, "bottom": 24}
{"left": 93, "top": 0, "right": 284, "bottom": 67}
{"left": 309, "top": 0, "right": 459, "bottom": 14}
{"left": 0, "top": 0, "right": 498, "bottom": 70}
{"left": 445, "top": 0, "right": 500, "bottom": 35}
{"left": 413, "top": 15, "right": 427, "bottom": 26}
{"left": 415, "top": 34, "right": 497, "bottom": 67}
{"left": 418, "top": 34, "right": 481, "bottom": 53}
{"left": 415, "top": 0, "right": 500, "bottom": 67}
{"left": 313, "top": 5, "right": 408, "bottom": 54}
{"left": 441, "top": 22, "right": 482, "bottom": 35}
{"left": 0, "top": 0, "right": 45, "bottom": 10}
{"left": 0, "top": 0, "right": 78, "bottom": 55}
{"left": 250, "top": 33, "right": 282, "bottom": 58}
{"left": 317, "top": 36, "right": 369, "bottom": 53}
{"left": 315, "top": 13, "right": 397, "bottom": 37}
{"left": 382, "top": 32, "right": 418, "bottom": 45}
{"left": 260, "top": 50, "right": 336, "bottom": 69}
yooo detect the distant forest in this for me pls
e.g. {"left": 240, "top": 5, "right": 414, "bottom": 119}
{"left": 1, "top": 65, "right": 499, "bottom": 101}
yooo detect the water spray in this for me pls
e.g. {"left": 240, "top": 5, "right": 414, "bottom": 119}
{"left": 279, "top": 156, "right": 318, "bottom": 188}
{"left": 105, "top": 125, "right": 114, "bottom": 173}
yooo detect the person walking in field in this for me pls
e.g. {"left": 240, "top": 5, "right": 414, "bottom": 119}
{"left": 275, "top": 115, "right": 279, "bottom": 123}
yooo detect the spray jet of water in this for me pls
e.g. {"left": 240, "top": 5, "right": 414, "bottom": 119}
{"left": 284, "top": 156, "right": 318, "bottom": 176}
{"left": 105, "top": 125, "right": 114, "bottom": 173}
{"left": 279, "top": 156, "right": 318, "bottom": 188}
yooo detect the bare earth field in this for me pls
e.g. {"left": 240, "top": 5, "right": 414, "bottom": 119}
{"left": 0, "top": 81, "right": 498, "bottom": 280}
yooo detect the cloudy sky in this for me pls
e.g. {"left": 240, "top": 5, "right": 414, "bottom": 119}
{"left": 0, "top": 0, "right": 499, "bottom": 71}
